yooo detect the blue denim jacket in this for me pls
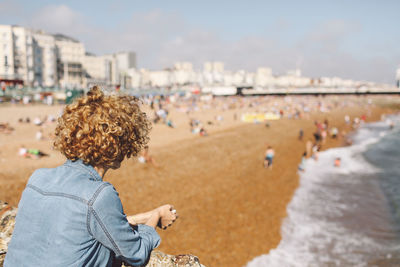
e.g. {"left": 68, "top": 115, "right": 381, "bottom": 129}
{"left": 5, "top": 159, "right": 160, "bottom": 267}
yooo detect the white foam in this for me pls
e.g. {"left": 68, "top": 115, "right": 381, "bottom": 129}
{"left": 247, "top": 115, "right": 400, "bottom": 267}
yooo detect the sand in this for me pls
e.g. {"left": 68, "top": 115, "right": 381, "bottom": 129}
{"left": 0, "top": 95, "right": 398, "bottom": 266}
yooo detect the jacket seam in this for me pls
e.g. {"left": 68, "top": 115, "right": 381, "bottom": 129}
{"left": 90, "top": 207, "right": 123, "bottom": 256}
{"left": 86, "top": 183, "right": 112, "bottom": 238}
{"left": 88, "top": 183, "right": 112, "bottom": 206}
{"left": 86, "top": 206, "right": 93, "bottom": 237}
{"left": 26, "top": 184, "right": 88, "bottom": 204}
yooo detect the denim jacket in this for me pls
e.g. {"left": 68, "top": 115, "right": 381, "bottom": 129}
{"left": 5, "top": 159, "right": 160, "bottom": 267}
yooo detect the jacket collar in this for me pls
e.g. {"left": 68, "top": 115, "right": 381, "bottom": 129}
{"left": 64, "top": 159, "right": 103, "bottom": 181}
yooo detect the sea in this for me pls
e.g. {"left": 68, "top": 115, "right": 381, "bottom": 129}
{"left": 248, "top": 114, "right": 400, "bottom": 267}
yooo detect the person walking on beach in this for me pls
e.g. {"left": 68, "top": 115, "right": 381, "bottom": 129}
{"left": 264, "top": 146, "right": 275, "bottom": 169}
{"left": 5, "top": 86, "right": 178, "bottom": 267}
{"left": 298, "top": 128, "right": 304, "bottom": 141}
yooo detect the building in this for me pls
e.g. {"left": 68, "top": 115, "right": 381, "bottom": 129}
{"left": 170, "top": 62, "right": 195, "bottom": 85}
{"left": 174, "top": 62, "right": 193, "bottom": 71}
{"left": 0, "top": 25, "right": 35, "bottom": 86}
{"left": 255, "top": 67, "right": 273, "bottom": 87}
{"left": 98, "top": 52, "right": 137, "bottom": 89}
{"left": 83, "top": 52, "right": 109, "bottom": 87}
{"left": 32, "top": 30, "right": 57, "bottom": 87}
{"left": 115, "top": 52, "right": 136, "bottom": 89}
{"left": 54, "top": 34, "right": 85, "bottom": 88}
{"left": 0, "top": 25, "right": 141, "bottom": 89}
{"left": 204, "top": 61, "right": 224, "bottom": 73}
{"left": 115, "top": 51, "right": 136, "bottom": 70}
{"left": 149, "top": 70, "right": 170, "bottom": 87}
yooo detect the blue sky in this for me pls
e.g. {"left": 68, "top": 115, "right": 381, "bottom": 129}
{"left": 1, "top": 0, "right": 399, "bottom": 83}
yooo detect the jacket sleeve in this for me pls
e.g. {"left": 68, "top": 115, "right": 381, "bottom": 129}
{"left": 88, "top": 183, "right": 160, "bottom": 266}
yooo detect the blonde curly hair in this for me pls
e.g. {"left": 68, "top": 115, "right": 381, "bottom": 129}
{"left": 54, "top": 86, "right": 151, "bottom": 169}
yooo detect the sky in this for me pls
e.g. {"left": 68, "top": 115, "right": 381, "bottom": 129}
{"left": 0, "top": 0, "right": 399, "bottom": 83}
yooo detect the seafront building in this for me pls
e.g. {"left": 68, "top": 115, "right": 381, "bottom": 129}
{"left": 0, "top": 25, "right": 35, "bottom": 86}
{"left": 32, "top": 31, "right": 57, "bottom": 87}
{"left": 0, "top": 24, "right": 397, "bottom": 93}
{"left": 54, "top": 34, "right": 86, "bottom": 88}
{"left": 0, "top": 24, "right": 136, "bottom": 89}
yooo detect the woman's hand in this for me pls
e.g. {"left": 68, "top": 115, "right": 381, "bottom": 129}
{"left": 156, "top": 204, "right": 178, "bottom": 230}
{"left": 128, "top": 205, "right": 178, "bottom": 230}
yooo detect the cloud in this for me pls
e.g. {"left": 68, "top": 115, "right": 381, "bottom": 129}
{"left": 25, "top": 4, "right": 100, "bottom": 44}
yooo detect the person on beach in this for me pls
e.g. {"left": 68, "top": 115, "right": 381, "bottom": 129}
{"left": 298, "top": 129, "right": 304, "bottom": 141}
{"left": 18, "top": 146, "right": 48, "bottom": 159}
{"left": 138, "top": 146, "right": 159, "bottom": 167}
{"left": 0, "top": 123, "right": 14, "bottom": 134}
{"left": 312, "top": 144, "right": 321, "bottom": 161}
{"left": 334, "top": 157, "right": 341, "bottom": 167}
{"left": 5, "top": 86, "right": 178, "bottom": 267}
{"left": 330, "top": 127, "right": 338, "bottom": 139}
{"left": 27, "top": 148, "right": 49, "bottom": 159}
{"left": 166, "top": 119, "right": 175, "bottom": 128}
{"left": 18, "top": 145, "right": 29, "bottom": 158}
{"left": 298, "top": 152, "right": 307, "bottom": 172}
{"left": 35, "top": 129, "right": 43, "bottom": 141}
{"left": 313, "top": 130, "right": 322, "bottom": 144}
{"left": 264, "top": 146, "right": 275, "bottom": 169}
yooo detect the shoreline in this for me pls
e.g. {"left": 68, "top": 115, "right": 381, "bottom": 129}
{"left": 0, "top": 98, "right": 399, "bottom": 266}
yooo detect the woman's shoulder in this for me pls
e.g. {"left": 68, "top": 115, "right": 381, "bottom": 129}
{"left": 89, "top": 183, "right": 124, "bottom": 211}
{"left": 26, "top": 165, "right": 114, "bottom": 204}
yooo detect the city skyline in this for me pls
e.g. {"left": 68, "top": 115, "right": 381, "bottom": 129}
{"left": 0, "top": 0, "right": 399, "bottom": 83}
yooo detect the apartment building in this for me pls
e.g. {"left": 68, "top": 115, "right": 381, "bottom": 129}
{"left": 0, "top": 25, "right": 35, "bottom": 86}
{"left": 84, "top": 52, "right": 109, "bottom": 87}
{"left": 32, "top": 31, "right": 57, "bottom": 87}
{"left": 54, "top": 34, "right": 85, "bottom": 88}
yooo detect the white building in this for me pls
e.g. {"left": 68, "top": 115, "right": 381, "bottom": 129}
{"left": 32, "top": 30, "right": 57, "bottom": 87}
{"left": 115, "top": 51, "right": 136, "bottom": 71}
{"left": 204, "top": 61, "right": 224, "bottom": 73}
{"left": 0, "top": 25, "right": 35, "bottom": 86}
{"left": 99, "top": 52, "right": 136, "bottom": 89}
{"left": 84, "top": 52, "right": 109, "bottom": 87}
{"left": 255, "top": 67, "right": 273, "bottom": 87}
{"left": 174, "top": 62, "right": 193, "bottom": 71}
{"left": 126, "top": 68, "right": 142, "bottom": 88}
{"left": 169, "top": 63, "right": 196, "bottom": 85}
{"left": 115, "top": 52, "right": 136, "bottom": 89}
{"left": 0, "top": 25, "right": 142, "bottom": 89}
{"left": 149, "top": 70, "right": 170, "bottom": 87}
{"left": 54, "top": 34, "right": 85, "bottom": 88}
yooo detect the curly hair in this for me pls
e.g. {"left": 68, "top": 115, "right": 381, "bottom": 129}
{"left": 54, "top": 86, "right": 151, "bottom": 169}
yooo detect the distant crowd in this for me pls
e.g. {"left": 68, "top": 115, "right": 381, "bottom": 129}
{"left": 0, "top": 94, "right": 396, "bottom": 171}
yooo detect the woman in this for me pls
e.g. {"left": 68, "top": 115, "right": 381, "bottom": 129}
{"left": 5, "top": 86, "right": 178, "bottom": 267}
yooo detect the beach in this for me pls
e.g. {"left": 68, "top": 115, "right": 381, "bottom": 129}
{"left": 0, "top": 95, "right": 399, "bottom": 266}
